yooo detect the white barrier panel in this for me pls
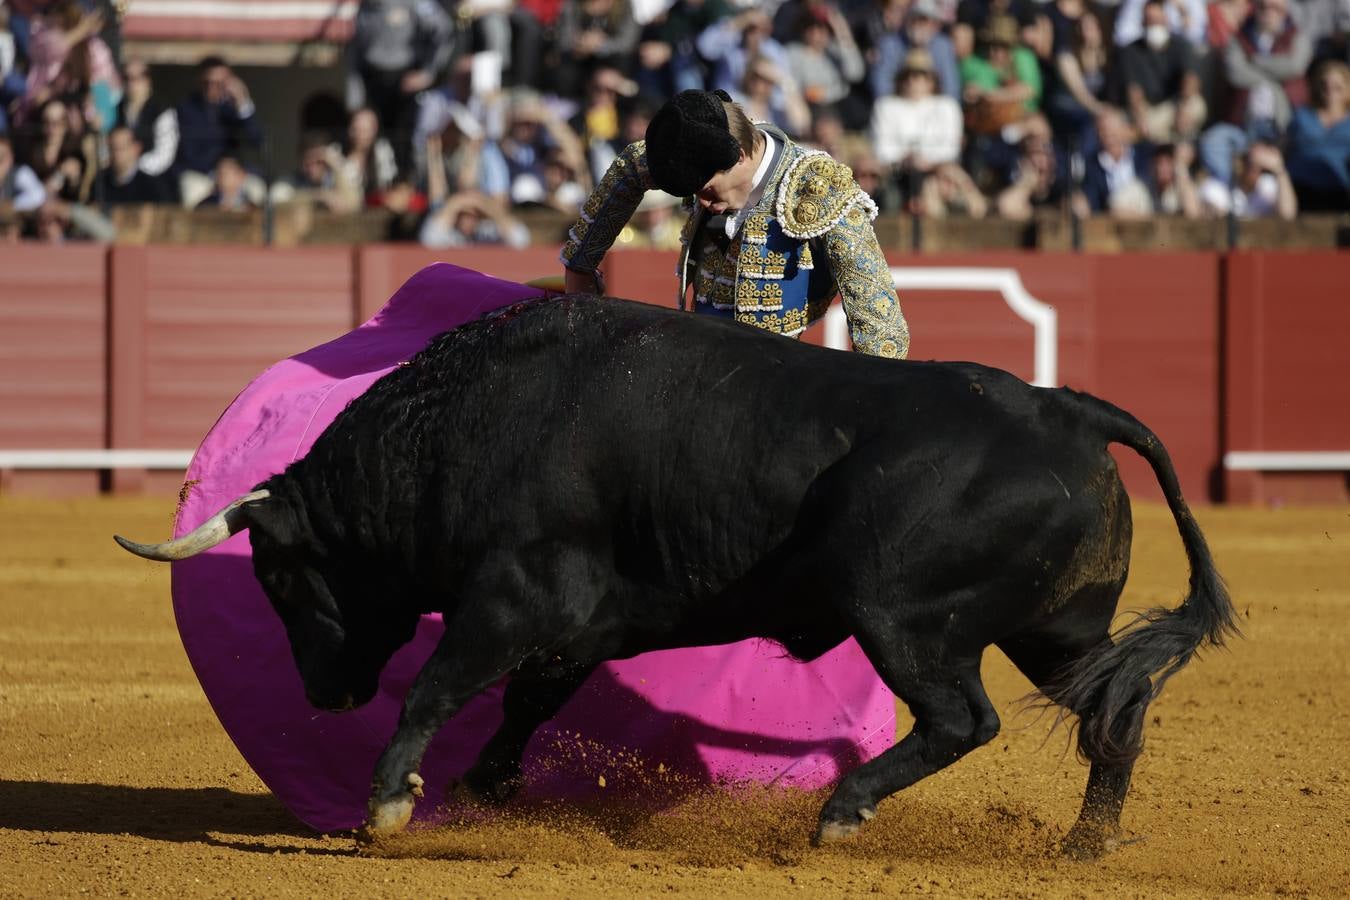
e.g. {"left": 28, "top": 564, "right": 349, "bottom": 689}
{"left": 1223, "top": 451, "right": 1350, "bottom": 471}
{"left": 823, "top": 267, "right": 1059, "bottom": 388}
{"left": 0, "top": 450, "right": 193, "bottom": 469}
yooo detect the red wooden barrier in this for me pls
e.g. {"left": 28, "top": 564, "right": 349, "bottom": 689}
{"left": 0, "top": 245, "right": 108, "bottom": 495}
{"left": 108, "top": 246, "right": 356, "bottom": 492}
{"left": 356, "top": 246, "right": 569, "bottom": 321}
{"left": 1224, "top": 252, "right": 1350, "bottom": 503}
{"left": 1, "top": 245, "right": 1343, "bottom": 505}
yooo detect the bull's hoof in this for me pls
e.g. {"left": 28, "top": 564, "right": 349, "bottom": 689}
{"left": 457, "top": 765, "right": 523, "bottom": 806}
{"left": 1060, "top": 824, "right": 1119, "bottom": 861}
{"left": 360, "top": 774, "right": 423, "bottom": 841}
{"left": 812, "top": 807, "right": 875, "bottom": 846}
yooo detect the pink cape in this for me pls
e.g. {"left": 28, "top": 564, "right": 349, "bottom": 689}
{"left": 169, "top": 263, "right": 895, "bottom": 833}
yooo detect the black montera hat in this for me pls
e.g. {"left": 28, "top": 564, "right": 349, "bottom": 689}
{"left": 645, "top": 89, "right": 743, "bottom": 197}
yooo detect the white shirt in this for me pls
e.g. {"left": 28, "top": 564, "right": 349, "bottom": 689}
{"left": 869, "top": 94, "right": 963, "bottom": 167}
{"left": 1098, "top": 148, "right": 1139, "bottom": 197}
{"left": 1199, "top": 173, "right": 1280, "bottom": 218}
{"left": 1113, "top": 0, "right": 1208, "bottom": 47}
{"left": 723, "top": 130, "right": 777, "bottom": 239}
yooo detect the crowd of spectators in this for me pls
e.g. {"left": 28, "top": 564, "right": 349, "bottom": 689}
{"left": 3, "top": 0, "right": 1350, "bottom": 245}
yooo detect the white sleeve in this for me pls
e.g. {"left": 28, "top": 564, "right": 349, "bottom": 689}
{"left": 931, "top": 99, "right": 964, "bottom": 165}
{"left": 12, "top": 165, "right": 48, "bottom": 212}
{"left": 139, "top": 108, "right": 179, "bottom": 177}
{"left": 1113, "top": 0, "right": 1146, "bottom": 47}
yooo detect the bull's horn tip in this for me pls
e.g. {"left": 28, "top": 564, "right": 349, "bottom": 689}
{"left": 113, "top": 534, "right": 156, "bottom": 558}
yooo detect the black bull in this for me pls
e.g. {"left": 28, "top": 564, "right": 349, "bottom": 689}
{"left": 117, "top": 295, "right": 1238, "bottom": 857}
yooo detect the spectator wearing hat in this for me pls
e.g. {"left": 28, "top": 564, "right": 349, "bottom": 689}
{"left": 560, "top": 89, "right": 909, "bottom": 359}
{"left": 961, "top": 14, "right": 1043, "bottom": 139}
{"left": 871, "top": 49, "right": 987, "bottom": 216}
{"left": 868, "top": 0, "right": 962, "bottom": 101}
{"left": 420, "top": 99, "right": 510, "bottom": 204}
{"left": 498, "top": 89, "right": 588, "bottom": 207}
{"left": 418, "top": 189, "right": 531, "bottom": 248}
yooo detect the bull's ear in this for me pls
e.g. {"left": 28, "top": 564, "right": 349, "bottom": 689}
{"left": 240, "top": 496, "right": 307, "bottom": 551}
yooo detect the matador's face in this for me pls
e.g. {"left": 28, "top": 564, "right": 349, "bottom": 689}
{"left": 695, "top": 148, "right": 757, "bottom": 214}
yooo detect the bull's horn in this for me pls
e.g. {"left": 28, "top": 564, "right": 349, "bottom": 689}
{"left": 114, "top": 489, "right": 271, "bottom": 561}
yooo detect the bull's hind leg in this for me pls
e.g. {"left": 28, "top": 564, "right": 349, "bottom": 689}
{"left": 456, "top": 664, "right": 597, "bottom": 805}
{"left": 815, "top": 639, "right": 1000, "bottom": 844}
{"left": 999, "top": 619, "right": 1149, "bottom": 860}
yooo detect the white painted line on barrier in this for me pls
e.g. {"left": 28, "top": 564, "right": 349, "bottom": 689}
{"left": 824, "top": 267, "right": 1059, "bottom": 387}
{"left": 1223, "top": 451, "right": 1350, "bottom": 471}
{"left": 0, "top": 450, "right": 194, "bottom": 469}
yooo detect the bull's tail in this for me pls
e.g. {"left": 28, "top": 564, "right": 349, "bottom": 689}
{"left": 1049, "top": 391, "right": 1240, "bottom": 765}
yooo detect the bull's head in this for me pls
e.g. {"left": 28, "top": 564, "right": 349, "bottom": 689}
{"left": 115, "top": 489, "right": 416, "bottom": 713}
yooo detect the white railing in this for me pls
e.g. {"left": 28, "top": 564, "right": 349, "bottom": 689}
{"left": 823, "top": 266, "right": 1059, "bottom": 388}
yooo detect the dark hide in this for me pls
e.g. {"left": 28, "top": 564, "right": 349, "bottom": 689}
{"left": 241, "top": 294, "right": 1238, "bottom": 856}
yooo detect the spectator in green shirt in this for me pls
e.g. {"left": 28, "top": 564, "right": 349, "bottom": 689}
{"left": 960, "top": 14, "right": 1043, "bottom": 134}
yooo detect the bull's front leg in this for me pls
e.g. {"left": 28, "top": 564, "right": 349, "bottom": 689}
{"left": 362, "top": 628, "right": 523, "bottom": 838}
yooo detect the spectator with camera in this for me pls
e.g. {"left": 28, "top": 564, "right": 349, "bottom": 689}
{"left": 1197, "top": 140, "right": 1297, "bottom": 216}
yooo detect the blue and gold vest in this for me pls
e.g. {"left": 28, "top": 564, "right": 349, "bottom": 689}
{"left": 676, "top": 131, "right": 868, "bottom": 337}
{"left": 560, "top": 124, "right": 908, "bottom": 358}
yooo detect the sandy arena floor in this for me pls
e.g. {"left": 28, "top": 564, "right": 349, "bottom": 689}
{"left": 1, "top": 496, "right": 1347, "bottom": 898}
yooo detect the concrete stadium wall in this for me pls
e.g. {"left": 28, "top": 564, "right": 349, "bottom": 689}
{"left": 0, "top": 245, "right": 1343, "bottom": 503}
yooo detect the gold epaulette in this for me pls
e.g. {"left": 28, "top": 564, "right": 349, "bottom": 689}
{"left": 775, "top": 151, "right": 871, "bottom": 240}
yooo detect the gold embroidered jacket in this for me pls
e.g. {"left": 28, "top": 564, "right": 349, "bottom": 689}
{"left": 560, "top": 128, "right": 909, "bottom": 359}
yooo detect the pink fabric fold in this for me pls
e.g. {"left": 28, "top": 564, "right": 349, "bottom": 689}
{"left": 170, "top": 262, "right": 895, "bottom": 832}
